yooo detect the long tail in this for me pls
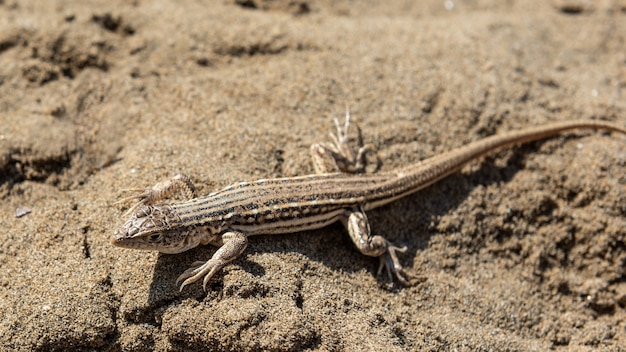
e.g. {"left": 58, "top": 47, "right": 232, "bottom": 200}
{"left": 365, "top": 120, "right": 626, "bottom": 209}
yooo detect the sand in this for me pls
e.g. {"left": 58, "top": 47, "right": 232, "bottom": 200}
{"left": 1, "top": 0, "right": 626, "bottom": 350}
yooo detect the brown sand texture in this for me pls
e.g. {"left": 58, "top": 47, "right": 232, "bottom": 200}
{"left": 1, "top": 0, "right": 626, "bottom": 351}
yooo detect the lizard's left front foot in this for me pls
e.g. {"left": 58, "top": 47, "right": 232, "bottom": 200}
{"left": 115, "top": 174, "right": 196, "bottom": 216}
{"left": 377, "top": 242, "right": 419, "bottom": 286}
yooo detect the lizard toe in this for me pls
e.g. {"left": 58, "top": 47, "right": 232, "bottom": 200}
{"left": 377, "top": 243, "right": 418, "bottom": 287}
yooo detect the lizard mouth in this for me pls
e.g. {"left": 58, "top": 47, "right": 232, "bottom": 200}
{"left": 110, "top": 233, "right": 124, "bottom": 246}
{"left": 110, "top": 226, "right": 143, "bottom": 248}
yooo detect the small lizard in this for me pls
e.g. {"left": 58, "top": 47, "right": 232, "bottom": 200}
{"left": 111, "top": 115, "right": 626, "bottom": 291}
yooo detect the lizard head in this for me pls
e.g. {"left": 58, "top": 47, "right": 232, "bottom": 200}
{"left": 111, "top": 205, "right": 199, "bottom": 254}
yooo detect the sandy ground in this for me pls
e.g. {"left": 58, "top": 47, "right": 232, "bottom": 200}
{"left": 1, "top": 0, "right": 626, "bottom": 351}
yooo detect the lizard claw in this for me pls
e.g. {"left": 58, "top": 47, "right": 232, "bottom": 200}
{"left": 175, "top": 231, "right": 248, "bottom": 292}
{"left": 176, "top": 260, "right": 223, "bottom": 292}
{"left": 377, "top": 244, "right": 419, "bottom": 287}
{"left": 115, "top": 174, "right": 197, "bottom": 217}
{"left": 325, "top": 110, "right": 373, "bottom": 173}
{"left": 114, "top": 189, "right": 157, "bottom": 217}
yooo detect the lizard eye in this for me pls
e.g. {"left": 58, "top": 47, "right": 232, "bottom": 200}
{"left": 148, "top": 233, "right": 163, "bottom": 242}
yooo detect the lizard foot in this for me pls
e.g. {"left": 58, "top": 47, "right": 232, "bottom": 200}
{"left": 115, "top": 174, "right": 196, "bottom": 216}
{"left": 175, "top": 231, "right": 248, "bottom": 292}
{"left": 328, "top": 110, "right": 373, "bottom": 173}
{"left": 176, "top": 260, "right": 224, "bottom": 292}
{"left": 377, "top": 243, "right": 420, "bottom": 287}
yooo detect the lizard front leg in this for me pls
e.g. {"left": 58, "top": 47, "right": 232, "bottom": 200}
{"left": 116, "top": 173, "right": 197, "bottom": 215}
{"left": 176, "top": 231, "right": 248, "bottom": 291}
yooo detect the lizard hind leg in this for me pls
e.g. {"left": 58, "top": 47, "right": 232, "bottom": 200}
{"left": 343, "top": 206, "right": 417, "bottom": 287}
{"left": 310, "top": 110, "right": 373, "bottom": 174}
{"left": 377, "top": 243, "right": 415, "bottom": 286}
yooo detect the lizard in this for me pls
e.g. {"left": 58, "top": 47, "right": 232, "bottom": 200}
{"left": 111, "top": 114, "right": 626, "bottom": 291}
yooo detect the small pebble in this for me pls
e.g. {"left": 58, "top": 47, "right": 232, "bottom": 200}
{"left": 16, "top": 206, "right": 32, "bottom": 218}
